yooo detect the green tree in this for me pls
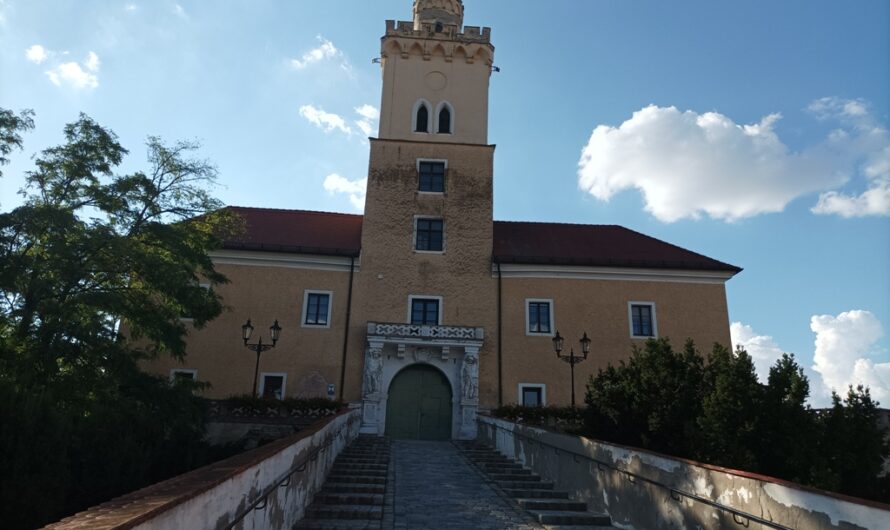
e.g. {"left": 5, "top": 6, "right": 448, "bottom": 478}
{"left": 755, "top": 353, "right": 818, "bottom": 483}
{"left": 0, "top": 108, "right": 34, "bottom": 175}
{"left": 585, "top": 338, "right": 705, "bottom": 457}
{"left": 812, "top": 385, "right": 888, "bottom": 499}
{"left": 695, "top": 345, "right": 762, "bottom": 471}
{"left": 0, "top": 110, "right": 238, "bottom": 529}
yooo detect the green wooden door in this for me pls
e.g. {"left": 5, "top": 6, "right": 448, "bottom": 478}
{"left": 385, "top": 365, "right": 452, "bottom": 440}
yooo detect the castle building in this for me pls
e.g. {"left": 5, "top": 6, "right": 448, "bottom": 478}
{"left": 145, "top": 0, "right": 740, "bottom": 440}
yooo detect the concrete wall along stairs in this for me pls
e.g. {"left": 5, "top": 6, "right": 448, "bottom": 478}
{"left": 294, "top": 435, "right": 391, "bottom": 530}
{"left": 457, "top": 442, "right": 613, "bottom": 529}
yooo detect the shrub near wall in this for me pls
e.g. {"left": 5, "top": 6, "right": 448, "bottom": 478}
{"left": 582, "top": 338, "right": 890, "bottom": 503}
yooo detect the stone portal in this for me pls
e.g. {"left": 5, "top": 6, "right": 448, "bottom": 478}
{"left": 360, "top": 322, "right": 483, "bottom": 440}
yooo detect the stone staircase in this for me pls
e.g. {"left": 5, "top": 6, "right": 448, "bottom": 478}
{"left": 459, "top": 442, "right": 613, "bottom": 529}
{"left": 294, "top": 435, "right": 391, "bottom": 530}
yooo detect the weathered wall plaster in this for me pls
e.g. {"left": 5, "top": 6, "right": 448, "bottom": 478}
{"left": 44, "top": 409, "right": 361, "bottom": 530}
{"left": 477, "top": 415, "right": 890, "bottom": 530}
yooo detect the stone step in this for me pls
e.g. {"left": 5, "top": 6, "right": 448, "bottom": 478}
{"left": 329, "top": 468, "right": 387, "bottom": 477}
{"left": 293, "top": 519, "right": 382, "bottom": 530}
{"left": 322, "top": 484, "right": 385, "bottom": 495}
{"left": 327, "top": 474, "right": 387, "bottom": 485}
{"left": 333, "top": 462, "right": 388, "bottom": 469}
{"left": 313, "top": 493, "right": 384, "bottom": 506}
{"left": 336, "top": 457, "right": 389, "bottom": 463}
{"left": 306, "top": 504, "right": 383, "bottom": 520}
{"left": 529, "top": 510, "right": 611, "bottom": 526}
{"left": 483, "top": 466, "right": 531, "bottom": 475}
{"left": 498, "top": 480, "right": 555, "bottom": 490}
{"left": 515, "top": 498, "right": 588, "bottom": 511}
{"left": 542, "top": 526, "right": 614, "bottom": 530}
{"left": 503, "top": 488, "right": 569, "bottom": 499}
{"left": 490, "top": 473, "right": 542, "bottom": 482}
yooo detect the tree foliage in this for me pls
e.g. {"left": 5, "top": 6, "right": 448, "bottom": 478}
{"left": 0, "top": 110, "right": 239, "bottom": 529}
{"left": 584, "top": 339, "right": 889, "bottom": 502}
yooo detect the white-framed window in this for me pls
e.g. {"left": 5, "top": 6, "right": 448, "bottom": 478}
{"left": 518, "top": 384, "right": 546, "bottom": 407}
{"left": 628, "top": 301, "right": 657, "bottom": 338}
{"left": 259, "top": 372, "right": 287, "bottom": 400}
{"left": 525, "top": 298, "right": 555, "bottom": 336}
{"left": 170, "top": 369, "right": 197, "bottom": 383}
{"left": 417, "top": 158, "right": 447, "bottom": 193}
{"left": 408, "top": 295, "right": 443, "bottom": 325}
{"left": 412, "top": 99, "right": 432, "bottom": 133}
{"left": 414, "top": 216, "right": 445, "bottom": 253}
{"left": 302, "top": 290, "right": 333, "bottom": 328}
{"left": 435, "top": 101, "right": 454, "bottom": 134}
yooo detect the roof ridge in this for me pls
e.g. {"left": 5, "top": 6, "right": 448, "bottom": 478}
{"left": 614, "top": 225, "right": 741, "bottom": 270}
{"left": 226, "top": 205, "right": 364, "bottom": 218}
{"left": 494, "top": 219, "right": 621, "bottom": 228}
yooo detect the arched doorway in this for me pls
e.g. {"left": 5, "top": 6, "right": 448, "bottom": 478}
{"left": 385, "top": 364, "right": 453, "bottom": 440}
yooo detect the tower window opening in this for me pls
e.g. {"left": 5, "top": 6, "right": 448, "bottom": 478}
{"left": 435, "top": 22, "right": 444, "bottom": 33}
{"left": 437, "top": 105, "right": 452, "bottom": 134}
{"left": 415, "top": 104, "right": 430, "bottom": 133}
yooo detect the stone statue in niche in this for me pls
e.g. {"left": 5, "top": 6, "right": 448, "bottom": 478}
{"left": 363, "top": 346, "right": 384, "bottom": 397}
{"left": 461, "top": 353, "right": 478, "bottom": 401}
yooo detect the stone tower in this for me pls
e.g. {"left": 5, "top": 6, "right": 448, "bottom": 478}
{"left": 351, "top": 0, "right": 497, "bottom": 438}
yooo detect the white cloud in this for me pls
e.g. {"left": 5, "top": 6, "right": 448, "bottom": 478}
{"left": 354, "top": 104, "right": 379, "bottom": 137}
{"left": 173, "top": 3, "right": 188, "bottom": 19}
{"left": 125, "top": 3, "right": 138, "bottom": 12}
{"left": 731, "top": 322, "right": 785, "bottom": 383}
{"left": 85, "top": 51, "right": 100, "bottom": 72}
{"left": 25, "top": 44, "right": 48, "bottom": 64}
{"left": 323, "top": 173, "right": 367, "bottom": 211}
{"left": 46, "top": 52, "right": 100, "bottom": 90}
{"left": 299, "top": 105, "right": 352, "bottom": 135}
{"left": 811, "top": 310, "right": 888, "bottom": 404}
{"left": 578, "top": 99, "right": 890, "bottom": 222}
{"left": 291, "top": 36, "right": 349, "bottom": 71}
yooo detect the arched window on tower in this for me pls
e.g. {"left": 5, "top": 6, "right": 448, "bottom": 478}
{"left": 437, "top": 103, "right": 453, "bottom": 134}
{"left": 415, "top": 103, "right": 430, "bottom": 133}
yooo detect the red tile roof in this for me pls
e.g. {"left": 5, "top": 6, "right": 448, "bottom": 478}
{"left": 493, "top": 221, "right": 741, "bottom": 273}
{"left": 222, "top": 207, "right": 363, "bottom": 257}
{"left": 221, "top": 207, "right": 741, "bottom": 273}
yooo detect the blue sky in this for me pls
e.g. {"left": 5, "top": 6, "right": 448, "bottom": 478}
{"left": 2, "top": 0, "right": 888, "bottom": 405}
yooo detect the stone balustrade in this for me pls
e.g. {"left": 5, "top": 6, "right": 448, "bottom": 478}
{"left": 367, "top": 321, "right": 484, "bottom": 341}
{"left": 43, "top": 408, "right": 361, "bottom": 530}
{"left": 477, "top": 415, "right": 890, "bottom": 530}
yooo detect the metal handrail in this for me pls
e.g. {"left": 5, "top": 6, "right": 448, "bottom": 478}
{"left": 482, "top": 421, "right": 793, "bottom": 530}
{"left": 222, "top": 413, "right": 359, "bottom": 530}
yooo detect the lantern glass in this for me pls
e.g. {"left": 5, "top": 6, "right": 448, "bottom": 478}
{"left": 241, "top": 319, "right": 254, "bottom": 343}
{"left": 580, "top": 332, "right": 592, "bottom": 355}
{"left": 270, "top": 320, "right": 282, "bottom": 343}
{"left": 552, "top": 330, "right": 564, "bottom": 354}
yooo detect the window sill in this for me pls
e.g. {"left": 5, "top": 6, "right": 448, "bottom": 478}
{"left": 413, "top": 249, "right": 445, "bottom": 255}
{"left": 302, "top": 323, "right": 332, "bottom": 329}
{"left": 526, "top": 331, "right": 555, "bottom": 337}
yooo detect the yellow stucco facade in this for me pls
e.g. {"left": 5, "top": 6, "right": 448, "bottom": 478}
{"left": 143, "top": 0, "right": 739, "bottom": 440}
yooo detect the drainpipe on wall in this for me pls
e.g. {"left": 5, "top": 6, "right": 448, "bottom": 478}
{"left": 338, "top": 256, "right": 356, "bottom": 403}
{"left": 497, "top": 261, "right": 503, "bottom": 407}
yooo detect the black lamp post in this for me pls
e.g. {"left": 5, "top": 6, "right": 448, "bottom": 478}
{"left": 552, "top": 330, "right": 592, "bottom": 408}
{"left": 242, "top": 318, "right": 282, "bottom": 397}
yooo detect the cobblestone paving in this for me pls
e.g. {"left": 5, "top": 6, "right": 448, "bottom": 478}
{"left": 391, "top": 441, "right": 542, "bottom": 530}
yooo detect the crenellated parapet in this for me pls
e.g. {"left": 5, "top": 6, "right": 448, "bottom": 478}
{"left": 383, "top": 19, "right": 494, "bottom": 65}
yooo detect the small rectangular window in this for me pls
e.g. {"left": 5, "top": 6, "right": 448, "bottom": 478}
{"left": 418, "top": 161, "right": 446, "bottom": 192}
{"left": 170, "top": 369, "right": 197, "bottom": 383}
{"left": 304, "top": 292, "right": 331, "bottom": 326}
{"left": 411, "top": 298, "right": 440, "bottom": 325}
{"left": 415, "top": 218, "right": 444, "bottom": 252}
{"left": 630, "top": 303, "right": 656, "bottom": 338}
{"left": 526, "top": 300, "right": 553, "bottom": 334}
{"left": 260, "top": 373, "right": 286, "bottom": 400}
{"left": 519, "top": 384, "right": 545, "bottom": 407}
